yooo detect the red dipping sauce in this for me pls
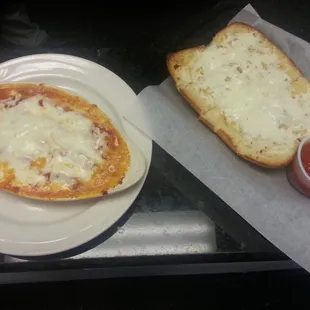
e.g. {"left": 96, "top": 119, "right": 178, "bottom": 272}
{"left": 287, "top": 137, "right": 310, "bottom": 197}
{"left": 301, "top": 141, "right": 310, "bottom": 176}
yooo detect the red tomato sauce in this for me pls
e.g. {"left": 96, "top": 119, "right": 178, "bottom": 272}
{"left": 301, "top": 141, "right": 310, "bottom": 177}
{"left": 287, "top": 140, "right": 310, "bottom": 197}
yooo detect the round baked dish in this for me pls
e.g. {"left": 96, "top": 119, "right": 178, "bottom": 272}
{"left": 0, "top": 83, "right": 130, "bottom": 200}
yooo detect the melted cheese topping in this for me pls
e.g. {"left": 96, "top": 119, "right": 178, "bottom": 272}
{"left": 0, "top": 95, "right": 107, "bottom": 187}
{"left": 184, "top": 32, "right": 310, "bottom": 146}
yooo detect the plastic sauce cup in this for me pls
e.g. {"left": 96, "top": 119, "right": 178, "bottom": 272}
{"left": 287, "top": 136, "right": 310, "bottom": 197}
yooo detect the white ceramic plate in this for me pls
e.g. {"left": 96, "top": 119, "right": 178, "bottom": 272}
{"left": 0, "top": 54, "right": 152, "bottom": 256}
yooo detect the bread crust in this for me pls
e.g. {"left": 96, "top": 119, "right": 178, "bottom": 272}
{"left": 167, "top": 22, "right": 308, "bottom": 168}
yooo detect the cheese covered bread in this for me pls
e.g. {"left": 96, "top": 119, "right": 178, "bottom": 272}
{"left": 167, "top": 22, "right": 310, "bottom": 167}
{"left": 0, "top": 83, "right": 130, "bottom": 200}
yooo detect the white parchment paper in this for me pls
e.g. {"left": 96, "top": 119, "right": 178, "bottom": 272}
{"left": 125, "top": 4, "right": 310, "bottom": 270}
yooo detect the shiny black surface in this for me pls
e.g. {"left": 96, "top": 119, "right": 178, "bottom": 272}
{"left": 2, "top": 269, "right": 310, "bottom": 309}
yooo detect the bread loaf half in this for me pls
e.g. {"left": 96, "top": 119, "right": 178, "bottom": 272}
{"left": 167, "top": 22, "right": 310, "bottom": 168}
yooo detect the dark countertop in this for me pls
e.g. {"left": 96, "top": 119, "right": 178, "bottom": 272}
{"left": 0, "top": 0, "right": 309, "bottom": 282}
{"left": 2, "top": 270, "right": 310, "bottom": 309}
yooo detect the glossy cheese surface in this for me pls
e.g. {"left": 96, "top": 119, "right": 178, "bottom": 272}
{"left": 180, "top": 31, "right": 310, "bottom": 146}
{"left": 0, "top": 83, "right": 130, "bottom": 200}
